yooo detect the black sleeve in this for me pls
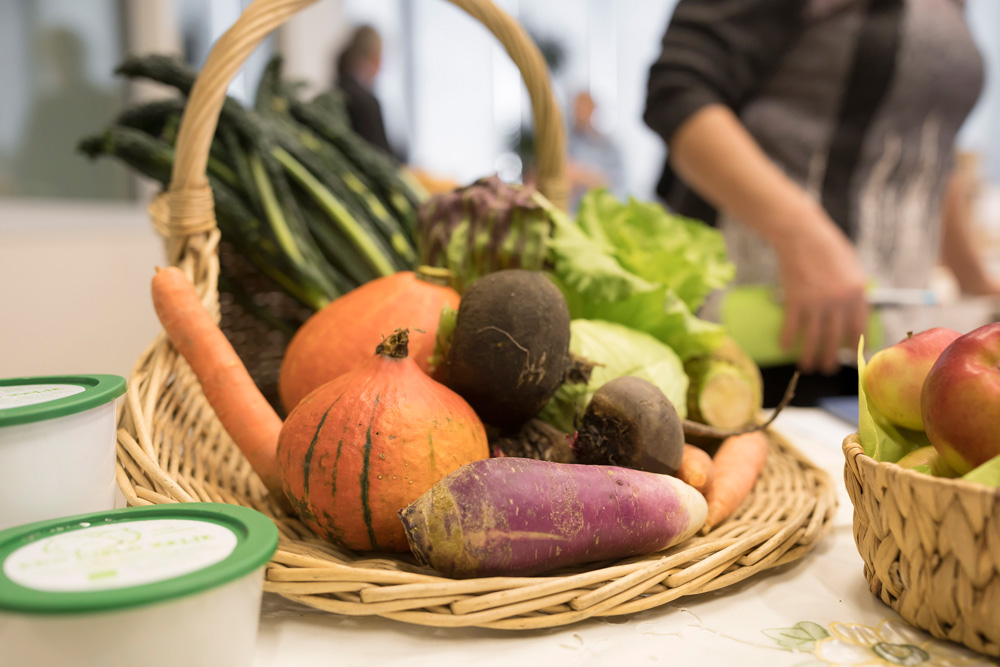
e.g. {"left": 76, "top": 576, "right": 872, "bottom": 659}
{"left": 643, "top": 0, "right": 808, "bottom": 145}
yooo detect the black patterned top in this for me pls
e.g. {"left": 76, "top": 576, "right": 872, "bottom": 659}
{"left": 644, "top": 0, "right": 984, "bottom": 311}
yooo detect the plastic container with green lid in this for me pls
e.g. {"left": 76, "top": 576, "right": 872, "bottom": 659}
{"left": 0, "top": 375, "right": 126, "bottom": 530}
{"left": 0, "top": 502, "right": 279, "bottom": 667}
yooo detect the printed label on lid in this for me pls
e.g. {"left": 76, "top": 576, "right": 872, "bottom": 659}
{"left": 0, "top": 384, "right": 86, "bottom": 410}
{"left": 3, "top": 519, "right": 238, "bottom": 592}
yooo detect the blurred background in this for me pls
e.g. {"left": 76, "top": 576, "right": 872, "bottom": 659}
{"left": 1, "top": 0, "right": 999, "bottom": 378}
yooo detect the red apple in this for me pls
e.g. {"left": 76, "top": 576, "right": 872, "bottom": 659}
{"left": 863, "top": 328, "right": 961, "bottom": 430}
{"left": 922, "top": 322, "right": 1000, "bottom": 474}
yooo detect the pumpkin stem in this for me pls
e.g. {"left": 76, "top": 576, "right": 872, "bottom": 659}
{"left": 377, "top": 329, "right": 410, "bottom": 359}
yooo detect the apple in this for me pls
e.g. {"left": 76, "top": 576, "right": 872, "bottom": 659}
{"left": 863, "top": 328, "right": 961, "bottom": 430}
{"left": 922, "top": 322, "right": 1000, "bottom": 474}
{"left": 895, "top": 446, "right": 959, "bottom": 477}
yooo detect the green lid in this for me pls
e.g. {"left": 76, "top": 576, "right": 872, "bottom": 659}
{"left": 0, "top": 375, "right": 127, "bottom": 428}
{"left": 0, "top": 503, "right": 278, "bottom": 615}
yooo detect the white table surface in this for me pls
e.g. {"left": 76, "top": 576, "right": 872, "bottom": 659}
{"left": 253, "top": 408, "right": 998, "bottom": 667}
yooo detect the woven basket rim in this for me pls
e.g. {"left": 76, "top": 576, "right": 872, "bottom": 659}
{"left": 843, "top": 432, "right": 1000, "bottom": 499}
{"left": 114, "top": 0, "right": 838, "bottom": 630}
{"left": 842, "top": 431, "right": 1000, "bottom": 656}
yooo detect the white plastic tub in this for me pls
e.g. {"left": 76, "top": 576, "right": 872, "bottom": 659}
{"left": 0, "top": 375, "right": 126, "bottom": 531}
{"left": 0, "top": 503, "right": 279, "bottom": 667}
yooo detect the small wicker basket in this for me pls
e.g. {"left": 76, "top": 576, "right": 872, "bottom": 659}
{"left": 115, "top": 0, "right": 838, "bottom": 629}
{"left": 843, "top": 433, "right": 1000, "bottom": 656}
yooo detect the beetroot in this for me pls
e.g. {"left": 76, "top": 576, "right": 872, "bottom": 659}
{"left": 574, "top": 376, "right": 685, "bottom": 475}
{"left": 438, "top": 270, "right": 571, "bottom": 431}
{"left": 399, "top": 457, "right": 707, "bottom": 577}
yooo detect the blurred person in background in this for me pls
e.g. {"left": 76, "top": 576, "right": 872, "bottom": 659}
{"left": 644, "top": 0, "right": 992, "bottom": 406}
{"left": 335, "top": 25, "right": 401, "bottom": 161}
{"left": 567, "top": 91, "right": 623, "bottom": 209}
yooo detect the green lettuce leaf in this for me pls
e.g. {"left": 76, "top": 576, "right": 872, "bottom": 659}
{"left": 539, "top": 320, "right": 689, "bottom": 433}
{"left": 578, "top": 191, "right": 734, "bottom": 311}
{"left": 544, "top": 201, "right": 655, "bottom": 303}
{"left": 961, "top": 454, "right": 1000, "bottom": 487}
{"left": 538, "top": 190, "right": 730, "bottom": 360}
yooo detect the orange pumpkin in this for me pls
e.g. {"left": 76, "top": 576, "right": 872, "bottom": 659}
{"left": 279, "top": 271, "right": 459, "bottom": 412}
{"left": 277, "top": 330, "right": 488, "bottom": 552}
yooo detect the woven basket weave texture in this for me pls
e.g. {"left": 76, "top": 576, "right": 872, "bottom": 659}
{"left": 843, "top": 433, "right": 1000, "bottom": 657}
{"left": 115, "top": 0, "right": 838, "bottom": 629}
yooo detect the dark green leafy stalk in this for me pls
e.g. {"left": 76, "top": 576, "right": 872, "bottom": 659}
{"left": 290, "top": 95, "right": 423, "bottom": 227}
{"left": 78, "top": 127, "right": 334, "bottom": 310}
{"left": 98, "top": 53, "right": 428, "bottom": 315}
{"left": 220, "top": 127, "right": 264, "bottom": 216}
{"left": 273, "top": 147, "right": 396, "bottom": 276}
{"left": 254, "top": 55, "right": 285, "bottom": 115}
{"left": 115, "top": 55, "right": 197, "bottom": 93}
{"left": 249, "top": 151, "right": 348, "bottom": 296}
{"left": 248, "top": 151, "right": 307, "bottom": 267}
{"left": 207, "top": 155, "right": 240, "bottom": 189}
{"left": 298, "top": 199, "right": 380, "bottom": 285}
{"left": 249, "top": 55, "right": 414, "bottom": 259}
{"left": 115, "top": 98, "right": 186, "bottom": 136}
{"left": 298, "top": 132, "right": 415, "bottom": 266}
{"left": 262, "top": 145, "right": 351, "bottom": 294}
{"left": 115, "top": 55, "right": 404, "bottom": 281}
{"left": 267, "top": 120, "right": 410, "bottom": 269}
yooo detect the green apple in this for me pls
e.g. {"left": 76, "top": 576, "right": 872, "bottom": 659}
{"left": 895, "top": 446, "right": 959, "bottom": 477}
{"left": 863, "top": 328, "right": 961, "bottom": 430}
{"left": 922, "top": 322, "right": 1000, "bottom": 474}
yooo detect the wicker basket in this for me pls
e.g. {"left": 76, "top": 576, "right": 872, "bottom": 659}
{"left": 843, "top": 433, "right": 1000, "bottom": 656}
{"left": 115, "top": 0, "right": 837, "bottom": 629}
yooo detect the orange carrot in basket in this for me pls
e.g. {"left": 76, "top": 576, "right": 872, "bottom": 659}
{"left": 703, "top": 431, "right": 769, "bottom": 531}
{"left": 151, "top": 266, "right": 285, "bottom": 502}
{"left": 676, "top": 444, "right": 714, "bottom": 494}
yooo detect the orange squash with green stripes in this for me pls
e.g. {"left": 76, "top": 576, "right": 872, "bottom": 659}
{"left": 278, "top": 271, "right": 460, "bottom": 413}
{"left": 277, "top": 329, "right": 489, "bottom": 552}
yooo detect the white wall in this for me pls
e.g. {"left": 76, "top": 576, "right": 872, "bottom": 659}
{"left": 960, "top": 0, "right": 1000, "bottom": 184}
{"left": 0, "top": 202, "right": 164, "bottom": 379}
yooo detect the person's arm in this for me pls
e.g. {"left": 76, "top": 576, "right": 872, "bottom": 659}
{"left": 643, "top": 0, "right": 867, "bottom": 373}
{"left": 941, "top": 166, "right": 1000, "bottom": 295}
{"left": 669, "top": 106, "right": 868, "bottom": 373}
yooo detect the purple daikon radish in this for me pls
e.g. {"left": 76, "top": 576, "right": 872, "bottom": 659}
{"left": 398, "top": 457, "right": 707, "bottom": 578}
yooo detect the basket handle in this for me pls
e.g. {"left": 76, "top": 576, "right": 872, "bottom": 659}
{"left": 166, "top": 0, "right": 568, "bottom": 241}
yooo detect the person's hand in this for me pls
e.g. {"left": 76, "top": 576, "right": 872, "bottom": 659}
{"left": 772, "top": 202, "right": 869, "bottom": 374}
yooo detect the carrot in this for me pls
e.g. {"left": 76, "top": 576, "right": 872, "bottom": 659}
{"left": 702, "top": 431, "right": 769, "bottom": 531}
{"left": 676, "top": 444, "right": 714, "bottom": 494}
{"left": 151, "top": 267, "right": 287, "bottom": 506}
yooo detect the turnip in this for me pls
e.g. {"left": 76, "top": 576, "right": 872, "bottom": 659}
{"left": 573, "top": 376, "right": 685, "bottom": 475}
{"left": 439, "top": 270, "right": 572, "bottom": 431}
{"left": 399, "top": 457, "right": 707, "bottom": 578}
